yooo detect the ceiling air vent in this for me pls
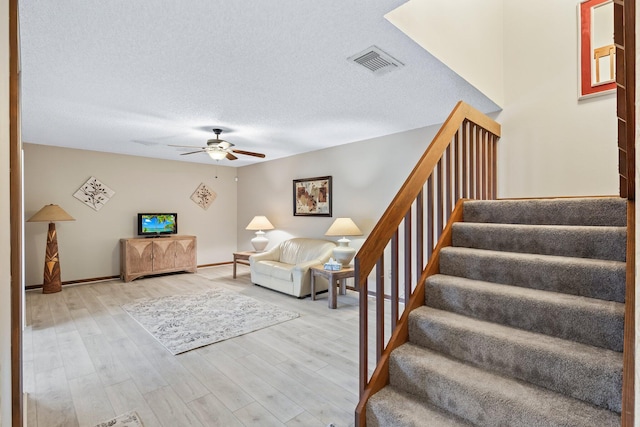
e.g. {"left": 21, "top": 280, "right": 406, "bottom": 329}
{"left": 348, "top": 46, "right": 404, "bottom": 75}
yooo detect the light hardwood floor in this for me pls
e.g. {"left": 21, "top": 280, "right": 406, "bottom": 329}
{"left": 23, "top": 264, "right": 373, "bottom": 427}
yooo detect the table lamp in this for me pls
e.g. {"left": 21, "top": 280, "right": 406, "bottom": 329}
{"left": 27, "top": 204, "right": 75, "bottom": 293}
{"left": 246, "top": 215, "right": 275, "bottom": 252}
{"left": 325, "top": 217, "right": 363, "bottom": 267}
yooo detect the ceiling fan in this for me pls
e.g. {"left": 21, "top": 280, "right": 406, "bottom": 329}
{"left": 170, "top": 129, "right": 266, "bottom": 161}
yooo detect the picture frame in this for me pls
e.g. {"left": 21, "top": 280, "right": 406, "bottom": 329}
{"left": 293, "top": 176, "right": 332, "bottom": 217}
{"left": 578, "top": 0, "right": 616, "bottom": 99}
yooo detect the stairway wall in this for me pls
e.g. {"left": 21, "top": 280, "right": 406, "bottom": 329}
{"left": 498, "top": 0, "right": 617, "bottom": 198}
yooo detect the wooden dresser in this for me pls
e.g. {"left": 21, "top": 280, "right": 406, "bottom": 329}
{"left": 120, "top": 235, "right": 197, "bottom": 282}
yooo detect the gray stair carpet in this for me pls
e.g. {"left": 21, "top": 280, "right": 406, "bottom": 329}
{"left": 366, "top": 197, "right": 626, "bottom": 427}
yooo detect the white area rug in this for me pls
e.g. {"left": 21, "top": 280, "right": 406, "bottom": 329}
{"left": 122, "top": 288, "right": 299, "bottom": 354}
{"left": 93, "top": 410, "right": 143, "bottom": 427}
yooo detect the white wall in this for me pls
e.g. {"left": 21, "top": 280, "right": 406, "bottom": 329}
{"left": 0, "top": 0, "right": 11, "bottom": 423}
{"left": 23, "top": 144, "right": 237, "bottom": 286}
{"left": 386, "top": 0, "right": 618, "bottom": 198}
{"left": 237, "top": 124, "right": 440, "bottom": 254}
{"left": 385, "top": 0, "right": 504, "bottom": 107}
{"left": 498, "top": 0, "right": 618, "bottom": 198}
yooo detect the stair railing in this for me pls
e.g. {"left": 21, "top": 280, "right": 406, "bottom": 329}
{"left": 354, "top": 101, "right": 501, "bottom": 426}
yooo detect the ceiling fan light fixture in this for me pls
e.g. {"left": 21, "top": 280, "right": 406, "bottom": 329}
{"left": 208, "top": 150, "right": 227, "bottom": 160}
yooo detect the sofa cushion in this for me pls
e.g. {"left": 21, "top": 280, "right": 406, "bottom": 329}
{"left": 279, "top": 238, "right": 337, "bottom": 265}
{"left": 253, "top": 260, "right": 294, "bottom": 281}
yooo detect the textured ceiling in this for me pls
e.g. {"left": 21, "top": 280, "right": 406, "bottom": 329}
{"left": 19, "top": 1, "right": 499, "bottom": 166}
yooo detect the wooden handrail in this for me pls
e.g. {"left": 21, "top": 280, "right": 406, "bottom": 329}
{"left": 354, "top": 101, "right": 501, "bottom": 426}
{"left": 356, "top": 102, "right": 499, "bottom": 277}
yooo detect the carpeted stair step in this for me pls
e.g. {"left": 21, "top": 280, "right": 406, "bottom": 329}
{"left": 439, "top": 247, "right": 625, "bottom": 302}
{"left": 408, "top": 306, "right": 622, "bottom": 411}
{"left": 424, "top": 274, "right": 624, "bottom": 351}
{"left": 463, "top": 197, "right": 626, "bottom": 226}
{"left": 366, "top": 386, "right": 472, "bottom": 427}
{"left": 389, "top": 343, "right": 620, "bottom": 427}
{"left": 451, "top": 222, "right": 626, "bottom": 261}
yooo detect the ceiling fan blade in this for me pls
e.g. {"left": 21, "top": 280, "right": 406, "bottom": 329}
{"left": 180, "top": 150, "right": 207, "bottom": 155}
{"left": 226, "top": 152, "right": 238, "bottom": 160}
{"left": 231, "top": 149, "right": 266, "bottom": 158}
{"left": 169, "top": 144, "right": 206, "bottom": 149}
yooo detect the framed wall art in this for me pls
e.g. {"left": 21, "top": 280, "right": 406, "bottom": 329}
{"left": 578, "top": 0, "right": 616, "bottom": 99}
{"left": 293, "top": 176, "right": 332, "bottom": 217}
{"left": 73, "top": 176, "right": 115, "bottom": 211}
{"left": 190, "top": 182, "right": 216, "bottom": 210}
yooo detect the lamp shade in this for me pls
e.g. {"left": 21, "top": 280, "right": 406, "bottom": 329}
{"left": 27, "top": 204, "right": 75, "bottom": 222}
{"left": 325, "top": 218, "right": 362, "bottom": 237}
{"left": 246, "top": 216, "right": 275, "bottom": 231}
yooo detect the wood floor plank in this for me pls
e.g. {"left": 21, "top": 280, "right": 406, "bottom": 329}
{"left": 233, "top": 401, "right": 287, "bottom": 427}
{"left": 187, "top": 393, "right": 244, "bottom": 427}
{"left": 61, "top": 286, "right": 88, "bottom": 312}
{"left": 104, "top": 379, "right": 163, "bottom": 427}
{"left": 49, "top": 293, "right": 77, "bottom": 335}
{"left": 139, "top": 343, "right": 209, "bottom": 404}
{"left": 69, "top": 307, "right": 102, "bottom": 337}
{"left": 226, "top": 333, "right": 289, "bottom": 366}
{"left": 237, "top": 353, "right": 353, "bottom": 426}
{"left": 178, "top": 351, "right": 255, "bottom": 412}
{"left": 144, "top": 386, "right": 204, "bottom": 427}
{"left": 285, "top": 411, "right": 326, "bottom": 427}
{"left": 34, "top": 367, "right": 79, "bottom": 427}
{"left": 109, "top": 336, "right": 168, "bottom": 394}
{"left": 31, "top": 327, "right": 64, "bottom": 374}
{"left": 275, "top": 359, "right": 358, "bottom": 413}
{"left": 57, "top": 330, "right": 96, "bottom": 380}
{"left": 90, "top": 312, "right": 128, "bottom": 341}
{"left": 200, "top": 351, "right": 304, "bottom": 423}
{"left": 82, "top": 334, "right": 131, "bottom": 387}
{"left": 67, "top": 373, "right": 115, "bottom": 427}
{"left": 250, "top": 328, "right": 329, "bottom": 371}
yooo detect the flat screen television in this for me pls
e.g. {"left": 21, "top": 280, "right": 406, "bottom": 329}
{"left": 137, "top": 213, "right": 178, "bottom": 236}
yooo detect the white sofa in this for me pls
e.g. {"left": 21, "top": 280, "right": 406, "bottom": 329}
{"left": 249, "top": 238, "right": 336, "bottom": 297}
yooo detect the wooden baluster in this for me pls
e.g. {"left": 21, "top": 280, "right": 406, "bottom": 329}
{"left": 445, "top": 144, "right": 452, "bottom": 223}
{"left": 470, "top": 123, "right": 476, "bottom": 199}
{"left": 437, "top": 158, "right": 444, "bottom": 241}
{"left": 475, "top": 125, "right": 481, "bottom": 199}
{"left": 427, "top": 174, "right": 434, "bottom": 260}
{"left": 481, "top": 129, "right": 487, "bottom": 199}
{"left": 358, "top": 266, "right": 368, "bottom": 396}
{"left": 376, "top": 257, "right": 384, "bottom": 363}
{"left": 491, "top": 134, "right": 498, "bottom": 199}
{"left": 404, "top": 211, "right": 412, "bottom": 300}
{"left": 462, "top": 120, "right": 469, "bottom": 198}
{"left": 454, "top": 129, "right": 460, "bottom": 205}
{"left": 416, "top": 190, "right": 424, "bottom": 281}
{"left": 391, "top": 231, "right": 399, "bottom": 331}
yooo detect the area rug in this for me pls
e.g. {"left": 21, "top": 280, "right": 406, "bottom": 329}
{"left": 93, "top": 410, "right": 143, "bottom": 427}
{"left": 122, "top": 288, "right": 299, "bottom": 354}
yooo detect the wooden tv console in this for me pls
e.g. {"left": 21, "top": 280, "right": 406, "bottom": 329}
{"left": 120, "top": 235, "right": 197, "bottom": 282}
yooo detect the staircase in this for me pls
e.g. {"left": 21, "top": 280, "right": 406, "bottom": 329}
{"left": 366, "top": 197, "right": 626, "bottom": 426}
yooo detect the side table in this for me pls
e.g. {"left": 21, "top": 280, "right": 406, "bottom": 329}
{"left": 310, "top": 265, "right": 355, "bottom": 309}
{"left": 233, "top": 251, "right": 256, "bottom": 278}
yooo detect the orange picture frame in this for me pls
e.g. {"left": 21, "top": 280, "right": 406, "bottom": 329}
{"left": 578, "top": 0, "right": 616, "bottom": 99}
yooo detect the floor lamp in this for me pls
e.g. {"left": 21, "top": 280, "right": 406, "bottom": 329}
{"left": 27, "top": 204, "right": 75, "bottom": 293}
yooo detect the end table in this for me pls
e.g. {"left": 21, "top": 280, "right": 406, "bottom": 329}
{"left": 233, "top": 251, "right": 255, "bottom": 278}
{"left": 310, "top": 265, "right": 355, "bottom": 309}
